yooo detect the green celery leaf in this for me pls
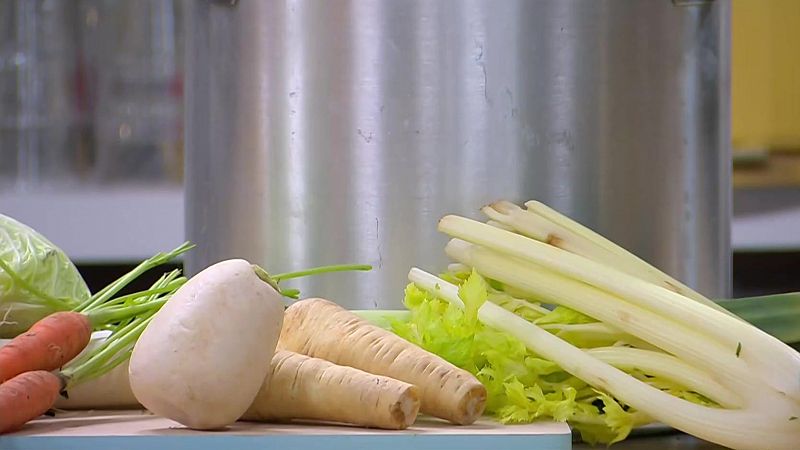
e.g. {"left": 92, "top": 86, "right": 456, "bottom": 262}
{"left": 459, "top": 268, "right": 488, "bottom": 324}
{"left": 394, "top": 275, "right": 639, "bottom": 444}
{"left": 535, "top": 305, "right": 598, "bottom": 325}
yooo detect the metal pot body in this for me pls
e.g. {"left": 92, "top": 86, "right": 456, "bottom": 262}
{"left": 184, "top": 0, "right": 731, "bottom": 307}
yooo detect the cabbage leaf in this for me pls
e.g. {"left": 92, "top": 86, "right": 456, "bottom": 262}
{"left": 0, "top": 214, "right": 89, "bottom": 337}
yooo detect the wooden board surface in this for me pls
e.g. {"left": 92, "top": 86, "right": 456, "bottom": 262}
{"left": 1, "top": 410, "right": 572, "bottom": 450}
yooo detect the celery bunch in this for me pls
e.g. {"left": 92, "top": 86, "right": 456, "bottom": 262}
{"left": 384, "top": 200, "right": 800, "bottom": 449}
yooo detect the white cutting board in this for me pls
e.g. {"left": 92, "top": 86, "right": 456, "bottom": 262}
{"left": 1, "top": 410, "right": 572, "bottom": 450}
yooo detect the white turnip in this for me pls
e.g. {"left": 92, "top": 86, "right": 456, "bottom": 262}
{"left": 129, "top": 259, "right": 285, "bottom": 430}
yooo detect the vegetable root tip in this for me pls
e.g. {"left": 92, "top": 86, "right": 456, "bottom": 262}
{"left": 454, "top": 383, "right": 488, "bottom": 425}
{"left": 0, "top": 370, "right": 63, "bottom": 434}
{"left": 522, "top": 199, "right": 545, "bottom": 211}
{"left": 391, "top": 385, "right": 421, "bottom": 429}
{"left": 487, "top": 200, "right": 520, "bottom": 215}
{"left": 437, "top": 215, "right": 458, "bottom": 231}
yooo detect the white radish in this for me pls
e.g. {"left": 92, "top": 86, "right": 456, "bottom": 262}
{"left": 56, "top": 360, "right": 139, "bottom": 410}
{"left": 128, "top": 259, "right": 285, "bottom": 430}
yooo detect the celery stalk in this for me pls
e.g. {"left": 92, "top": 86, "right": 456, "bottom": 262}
{"left": 438, "top": 216, "right": 800, "bottom": 403}
{"left": 584, "top": 347, "right": 741, "bottom": 409}
{"left": 482, "top": 200, "right": 729, "bottom": 314}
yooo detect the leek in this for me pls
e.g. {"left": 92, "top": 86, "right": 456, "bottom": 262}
{"left": 719, "top": 293, "right": 800, "bottom": 344}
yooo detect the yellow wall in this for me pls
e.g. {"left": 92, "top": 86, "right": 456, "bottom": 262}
{"left": 732, "top": 0, "right": 800, "bottom": 151}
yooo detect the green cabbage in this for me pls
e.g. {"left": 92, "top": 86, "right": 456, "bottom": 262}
{"left": 0, "top": 214, "right": 90, "bottom": 337}
{"left": 390, "top": 270, "right": 715, "bottom": 445}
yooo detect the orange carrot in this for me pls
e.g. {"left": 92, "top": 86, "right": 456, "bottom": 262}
{"left": 0, "top": 312, "right": 91, "bottom": 384}
{"left": 0, "top": 370, "right": 63, "bottom": 433}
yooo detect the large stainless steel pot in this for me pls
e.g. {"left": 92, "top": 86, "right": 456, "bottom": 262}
{"left": 184, "top": 0, "right": 731, "bottom": 308}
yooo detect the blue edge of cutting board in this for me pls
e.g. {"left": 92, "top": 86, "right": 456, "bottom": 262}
{"left": 1, "top": 433, "right": 571, "bottom": 450}
{"left": 0, "top": 412, "right": 572, "bottom": 450}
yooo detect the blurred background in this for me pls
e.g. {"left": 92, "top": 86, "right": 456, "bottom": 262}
{"left": 1, "top": 0, "right": 183, "bottom": 289}
{"left": 0, "top": 0, "right": 798, "bottom": 297}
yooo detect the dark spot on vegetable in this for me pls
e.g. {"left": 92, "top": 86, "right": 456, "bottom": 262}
{"left": 790, "top": 416, "right": 798, "bottom": 421}
{"left": 735, "top": 342, "right": 742, "bottom": 357}
{"left": 662, "top": 280, "right": 682, "bottom": 294}
{"left": 545, "top": 234, "right": 564, "bottom": 248}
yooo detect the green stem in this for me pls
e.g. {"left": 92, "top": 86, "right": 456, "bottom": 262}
{"left": 717, "top": 292, "right": 800, "bottom": 304}
{"left": 86, "top": 298, "right": 167, "bottom": 327}
{"left": 101, "top": 270, "right": 182, "bottom": 307}
{"left": 252, "top": 265, "right": 281, "bottom": 292}
{"left": 0, "top": 258, "right": 72, "bottom": 310}
{"left": 87, "top": 348, "right": 133, "bottom": 384}
{"left": 75, "top": 242, "right": 194, "bottom": 312}
{"left": 95, "top": 277, "right": 185, "bottom": 307}
{"left": 254, "top": 263, "right": 371, "bottom": 300}
{"left": 65, "top": 310, "right": 146, "bottom": 371}
{"left": 84, "top": 271, "right": 183, "bottom": 327}
{"left": 63, "top": 314, "right": 153, "bottom": 389}
{"left": 66, "top": 271, "right": 180, "bottom": 377}
{"left": 279, "top": 288, "right": 301, "bottom": 299}
{"left": 271, "top": 264, "right": 372, "bottom": 281}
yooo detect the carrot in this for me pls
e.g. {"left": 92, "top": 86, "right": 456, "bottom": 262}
{"left": 0, "top": 312, "right": 91, "bottom": 384}
{"left": 0, "top": 370, "right": 63, "bottom": 434}
{"left": 0, "top": 272, "right": 185, "bottom": 434}
{"left": 278, "top": 298, "right": 487, "bottom": 425}
{"left": 243, "top": 350, "right": 420, "bottom": 430}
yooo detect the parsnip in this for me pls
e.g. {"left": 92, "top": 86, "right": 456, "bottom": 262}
{"left": 278, "top": 298, "right": 487, "bottom": 425}
{"left": 243, "top": 350, "right": 420, "bottom": 429}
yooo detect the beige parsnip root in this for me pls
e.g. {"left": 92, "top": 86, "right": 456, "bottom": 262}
{"left": 243, "top": 350, "right": 420, "bottom": 429}
{"left": 279, "top": 298, "right": 487, "bottom": 425}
